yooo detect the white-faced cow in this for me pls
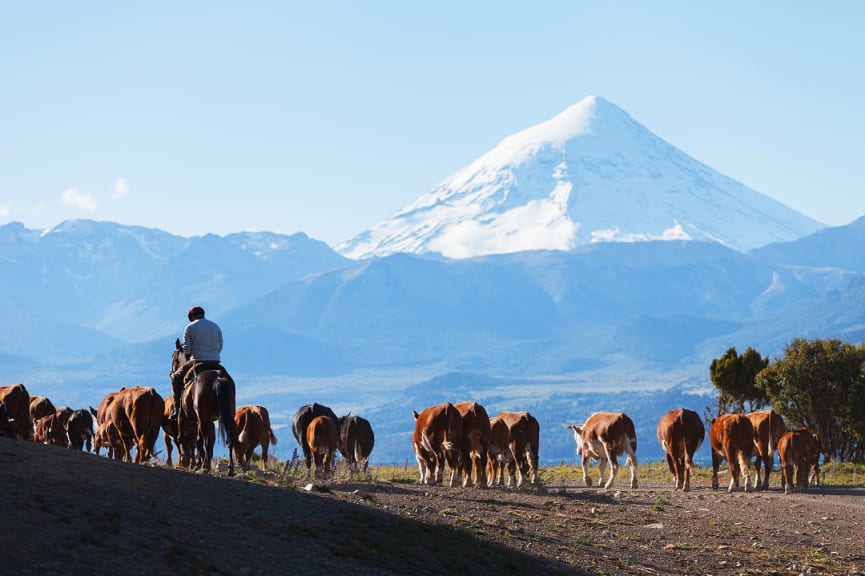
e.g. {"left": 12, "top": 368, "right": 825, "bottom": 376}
{"left": 486, "top": 415, "right": 511, "bottom": 487}
{"left": 412, "top": 403, "right": 462, "bottom": 486}
{"left": 656, "top": 408, "right": 705, "bottom": 492}
{"left": 709, "top": 413, "right": 754, "bottom": 492}
{"left": 778, "top": 427, "right": 821, "bottom": 494}
{"left": 745, "top": 409, "right": 785, "bottom": 490}
{"left": 494, "top": 411, "right": 540, "bottom": 488}
{"left": 337, "top": 415, "right": 374, "bottom": 474}
{"left": 568, "top": 412, "right": 638, "bottom": 489}
{"left": 292, "top": 403, "right": 339, "bottom": 473}
{"left": 454, "top": 402, "right": 490, "bottom": 488}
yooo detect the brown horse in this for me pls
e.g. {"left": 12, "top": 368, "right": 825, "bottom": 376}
{"left": 171, "top": 339, "right": 238, "bottom": 475}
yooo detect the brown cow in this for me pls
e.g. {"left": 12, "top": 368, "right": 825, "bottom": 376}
{"left": 234, "top": 405, "right": 278, "bottom": 472}
{"left": 29, "top": 395, "right": 56, "bottom": 424}
{"left": 710, "top": 413, "right": 754, "bottom": 492}
{"left": 778, "top": 428, "right": 822, "bottom": 494}
{"left": 568, "top": 412, "right": 638, "bottom": 489}
{"left": 106, "top": 387, "right": 165, "bottom": 464}
{"left": 90, "top": 388, "right": 126, "bottom": 425}
{"left": 486, "top": 415, "right": 511, "bottom": 487}
{"left": 496, "top": 411, "right": 540, "bottom": 487}
{"left": 66, "top": 408, "right": 94, "bottom": 451}
{"left": 33, "top": 406, "right": 73, "bottom": 447}
{"left": 337, "top": 415, "right": 375, "bottom": 474}
{"left": 656, "top": 408, "right": 705, "bottom": 492}
{"left": 746, "top": 409, "right": 785, "bottom": 490}
{"left": 94, "top": 419, "right": 124, "bottom": 459}
{"left": 411, "top": 403, "right": 462, "bottom": 486}
{"left": 455, "top": 402, "right": 490, "bottom": 488}
{"left": 0, "top": 383, "right": 32, "bottom": 440}
{"left": 306, "top": 415, "right": 337, "bottom": 479}
{"left": 162, "top": 391, "right": 201, "bottom": 469}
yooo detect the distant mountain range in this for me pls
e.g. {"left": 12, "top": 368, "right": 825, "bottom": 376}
{"left": 2, "top": 215, "right": 864, "bottom": 462}
{"left": 1, "top": 96, "right": 861, "bottom": 464}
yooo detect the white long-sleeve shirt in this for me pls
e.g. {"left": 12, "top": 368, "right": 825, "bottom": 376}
{"left": 182, "top": 317, "right": 223, "bottom": 362}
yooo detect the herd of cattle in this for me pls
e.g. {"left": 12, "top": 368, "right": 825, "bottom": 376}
{"left": 0, "top": 381, "right": 822, "bottom": 494}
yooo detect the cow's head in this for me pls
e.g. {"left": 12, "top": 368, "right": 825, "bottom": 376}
{"left": 566, "top": 424, "right": 585, "bottom": 454}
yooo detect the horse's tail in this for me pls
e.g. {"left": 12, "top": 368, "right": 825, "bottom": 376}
{"left": 215, "top": 375, "right": 238, "bottom": 449}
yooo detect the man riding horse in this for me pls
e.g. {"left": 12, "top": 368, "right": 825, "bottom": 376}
{"left": 170, "top": 306, "right": 232, "bottom": 420}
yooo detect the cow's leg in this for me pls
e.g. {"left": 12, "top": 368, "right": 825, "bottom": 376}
{"left": 260, "top": 440, "right": 269, "bottom": 472}
{"left": 413, "top": 444, "right": 427, "bottom": 484}
{"left": 323, "top": 450, "right": 332, "bottom": 479}
{"left": 603, "top": 447, "right": 619, "bottom": 490}
{"left": 625, "top": 443, "right": 638, "bottom": 489}
{"left": 809, "top": 460, "right": 821, "bottom": 487}
{"left": 752, "top": 454, "right": 763, "bottom": 490}
{"left": 796, "top": 460, "right": 808, "bottom": 491}
{"left": 525, "top": 445, "right": 537, "bottom": 485}
{"left": 581, "top": 454, "right": 593, "bottom": 487}
{"left": 761, "top": 455, "right": 772, "bottom": 490}
{"left": 735, "top": 449, "right": 752, "bottom": 492}
{"left": 726, "top": 448, "right": 740, "bottom": 492}
{"left": 446, "top": 447, "right": 459, "bottom": 488}
{"left": 664, "top": 451, "right": 678, "bottom": 490}
{"left": 478, "top": 447, "right": 488, "bottom": 488}
{"left": 683, "top": 450, "right": 694, "bottom": 492}
{"left": 711, "top": 450, "right": 721, "bottom": 491}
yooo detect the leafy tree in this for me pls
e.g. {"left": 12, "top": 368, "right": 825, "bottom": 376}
{"left": 707, "top": 346, "right": 769, "bottom": 418}
{"left": 756, "top": 338, "right": 865, "bottom": 463}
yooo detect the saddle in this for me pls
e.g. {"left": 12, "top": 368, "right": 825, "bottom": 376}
{"left": 182, "top": 361, "right": 227, "bottom": 386}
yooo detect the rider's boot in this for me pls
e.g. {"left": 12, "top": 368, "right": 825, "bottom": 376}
{"left": 170, "top": 371, "right": 184, "bottom": 420}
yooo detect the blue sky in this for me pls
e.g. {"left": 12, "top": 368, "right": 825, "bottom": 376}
{"left": 1, "top": 2, "right": 863, "bottom": 245}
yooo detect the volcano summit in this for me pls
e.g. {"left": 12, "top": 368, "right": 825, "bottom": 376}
{"left": 337, "top": 96, "right": 823, "bottom": 260}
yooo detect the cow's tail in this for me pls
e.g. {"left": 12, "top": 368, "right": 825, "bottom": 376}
{"left": 215, "top": 377, "right": 238, "bottom": 449}
{"left": 768, "top": 410, "right": 776, "bottom": 455}
{"left": 268, "top": 425, "right": 278, "bottom": 445}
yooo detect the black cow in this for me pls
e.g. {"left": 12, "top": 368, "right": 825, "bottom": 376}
{"left": 292, "top": 403, "right": 339, "bottom": 471}
{"left": 66, "top": 408, "right": 95, "bottom": 452}
{"left": 337, "top": 415, "right": 375, "bottom": 473}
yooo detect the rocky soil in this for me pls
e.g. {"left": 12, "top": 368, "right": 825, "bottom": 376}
{"left": 2, "top": 438, "right": 864, "bottom": 575}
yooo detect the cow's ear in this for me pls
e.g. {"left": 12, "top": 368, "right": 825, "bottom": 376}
{"left": 412, "top": 410, "right": 419, "bottom": 420}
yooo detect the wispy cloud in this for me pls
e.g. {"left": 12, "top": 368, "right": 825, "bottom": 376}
{"left": 112, "top": 178, "right": 130, "bottom": 199}
{"left": 61, "top": 187, "right": 98, "bottom": 211}
{"left": 0, "top": 204, "right": 10, "bottom": 218}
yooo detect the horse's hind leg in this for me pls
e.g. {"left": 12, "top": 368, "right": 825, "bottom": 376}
{"left": 200, "top": 422, "right": 215, "bottom": 471}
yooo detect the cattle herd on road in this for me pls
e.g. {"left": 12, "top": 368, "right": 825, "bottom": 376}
{"left": 0, "top": 381, "right": 822, "bottom": 494}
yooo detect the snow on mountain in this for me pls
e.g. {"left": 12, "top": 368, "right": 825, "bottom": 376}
{"left": 336, "top": 96, "right": 825, "bottom": 260}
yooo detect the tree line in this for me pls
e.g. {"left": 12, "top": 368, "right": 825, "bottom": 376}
{"left": 708, "top": 338, "right": 865, "bottom": 463}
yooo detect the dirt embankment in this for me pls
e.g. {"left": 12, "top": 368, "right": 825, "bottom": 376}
{"left": 3, "top": 438, "right": 864, "bottom": 575}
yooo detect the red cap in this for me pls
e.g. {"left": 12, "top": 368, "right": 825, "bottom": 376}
{"left": 187, "top": 306, "right": 205, "bottom": 321}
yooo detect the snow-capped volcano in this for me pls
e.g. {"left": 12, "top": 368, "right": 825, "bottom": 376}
{"left": 336, "top": 96, "right": 824, "bottom": 260}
